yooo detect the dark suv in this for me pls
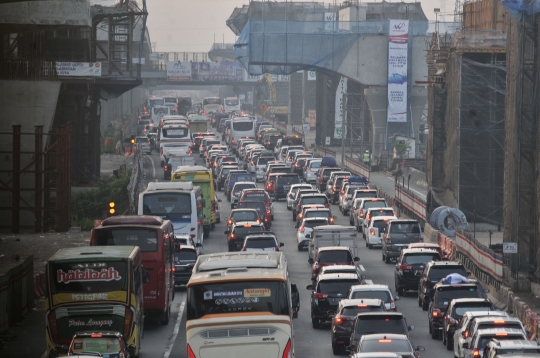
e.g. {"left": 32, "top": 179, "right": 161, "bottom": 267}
{"left": 173, "top": 244, "right": 199, "bottom": 285}
{"left": 273, "top": 173, "right": 301, "bottom": 201}
{"left": 293, "top": 193, "right": 329, "bottom": 221}
{"left": 442, "top": 298, "right": 494, "bottom": 350}
{"left": 330, "top": 298, "right": 386, "bottom": 354}
{"left": 224, "top": 221, "right": 264, "bottom": 251}
{"left": 316, "top": 167, "right": 342, "bottom": 192}
{"left": 348, "top": 312, "right": 415, "bottom": 353}
{"left": 418, "top": 260, "right": 468, "bottom": 310}
{"left": 306, "top": 272, "right": 361, "bottom": 329}
{"left": 394, "top": 248, "right": 441, "bottom": 296}
{"left": 428, "top": 280, "right": 489, "bottom": 339}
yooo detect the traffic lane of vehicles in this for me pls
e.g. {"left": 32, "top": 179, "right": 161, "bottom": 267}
{"left": 200, "top": 177, "right": 453, "bottom": 358}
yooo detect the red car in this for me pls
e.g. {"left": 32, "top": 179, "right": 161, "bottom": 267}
{"left": 308, "top": 246, "right": 360, "bottom": 281}
{"left": 237, "top": 201, "right": 272, "bottom": 229}
{"left": 238, "top": 189, "right": 274, "bottom": 220}
{"left": 265, "top": 173, "right": 281, "bottom": 194}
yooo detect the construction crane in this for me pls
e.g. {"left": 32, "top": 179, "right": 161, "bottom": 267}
{"left": 256, "top": 73, "right": 287, "bottom": 116}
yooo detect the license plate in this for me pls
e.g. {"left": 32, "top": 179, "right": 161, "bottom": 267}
{"left": 176, "top": 266, "right": 185, "bottom": 272}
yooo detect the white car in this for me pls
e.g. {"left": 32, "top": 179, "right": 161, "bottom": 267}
{"left": 452, "top": 311, "right": 509, "bottom": 358}
{"left": 230, "top": 181, "right": 257, "bottom": 205}
{"left": 303, "top": 159, "right": 322, "bottom": 183}
{"left": 296, "top": 217, "right": 329, "bottom": 251}
{"left": 347, "top": 284, "right": 399, "bottom": 311}
{"left": 365, "top": 216, "right": 397, "bottom": 249}
{"left": 286, "top": 183, "right": 313, "bottom": 210}
{"left": 361, "top": 207, "right": 397, "bottom": 237}
{"left": 242, "top": 233, "right": 283, "bottom": 251}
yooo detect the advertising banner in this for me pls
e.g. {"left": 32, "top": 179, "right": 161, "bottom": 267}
{"left": 56, "top": 62, "right": 101, "bottom": 77}
{"left": 244, "top": 73, "right": 290, "bottom": 82}
{"left": 167, "top": 62, "right": 192, "bottom": 81}
{"left": 334, "top": 77, "right": 347, "bottom": 139}
{"left": 192, "top": 62, "right": 244, "bottom": 82}
{"left": 387, "top": 20, "right": 409, "bottom": 123}
{"left": 308, "top": 110, "right": 316, "bottom": 126}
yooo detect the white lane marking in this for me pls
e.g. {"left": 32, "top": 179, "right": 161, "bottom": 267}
{"left": 359, "top": 265, "right": 366, "bottom": 272}
{"left": 145, "top": 155, "right": 156, "bottom": 178}
{"left": 163, "top": 301, "right": 186, "bottom": 358}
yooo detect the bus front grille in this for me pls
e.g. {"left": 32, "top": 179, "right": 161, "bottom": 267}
{"left": 56, "top": 305, "right": 125, "bottom": 319}
{"left": 199, "top": 327, "right": 277, "bottom": 339}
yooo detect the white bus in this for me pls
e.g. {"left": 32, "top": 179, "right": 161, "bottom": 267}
{"left": 229, "top": 117, "right": 255, "bottom": 152}
{"left": 223, "top": 97, "right": 241, "bottom": 113}
{"left": 202, "top": 97, "right": 222, "bottom": 115}
{"left": 138, "top": 182, "right": 204, "bottom": 247}
{"left": 186, "top": 251, "right": 299, "bottom": 358}
{"left": 159, "top": 124, "right": 191, "bottom": 166}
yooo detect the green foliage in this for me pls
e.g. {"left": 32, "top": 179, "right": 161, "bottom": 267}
{"left": 71, "top": 169, "right": 132, "bottom": 229}
{"left": 393, "top": 141, "right": 410, "bottom": 158}
{"left": 72, "top": 217, "right": 95, "bottom": 231}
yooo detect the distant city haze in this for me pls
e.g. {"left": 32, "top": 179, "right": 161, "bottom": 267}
{"left": 145, "top": 0, "right": 444, "bottom": 53}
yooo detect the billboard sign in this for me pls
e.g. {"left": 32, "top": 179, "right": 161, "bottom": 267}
{"left": 334, "top": 77, "right": 347, "bottom": 139}
{"left": 56, "top": 62, "right": 101, "bottom": 77}
{"left": 387, "top": 20, "right": 409, "bottom": 123}
{"left": 167, "top": 62, "right": 192, "bottom": 81}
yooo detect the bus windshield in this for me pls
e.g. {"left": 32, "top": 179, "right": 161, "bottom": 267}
{"left": 187, "top": 280, "right": 289, "bottom": 319}
{"left": 142, "top": 193, "right": 192, "bottom": 217}
{"left": 203, "top": 98, "right": 221, "bottom": 105}
{"left": 51, "top": 260, "right": 127, "bottom": 294}
{"left": 233, "top": 121, "right": 253, "bottom": 131}
{"left": 150, "top": 98, "right": 164, "bottom": 106}
{"left": 93, "top": 228, "right": 158, "bottom": 252}
{"left": 225, "top": 99, "right": 239, "bottom": 106}
{"left": 162, "top": 127, "right": 189, "bottom": 138}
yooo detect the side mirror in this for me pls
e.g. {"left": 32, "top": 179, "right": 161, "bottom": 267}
{"left": 305, "top": 234, "right": 311, "bottom": 239}
{"left": 224, "top": 230, "right": 230, "bottom": 234}
{"left": 306, "top": 284, "right": 314, "bottom": 290}
{"left": 462, "top": 343, "right": 469, "bottom": 349}
{"left": 353, "top": 257, "right": 360, "bottom": 262}
{"left": 142, "top": 269, "right": 150, "bottom": 284}
{"left": 416, "top": 346, "right": 425, "bottom": 352}
{"left": 308, "top": 258, "right": 314, "bottom": 264}
{"left": 195, "top": 243, "right": 203, "bottom": 247}
{"left": 408, "top": 325, "right": 415, "bottom": 331}
{"left": 128, "top": 344, "right": 137, "bottom": 357}
{"left": 279, "top": 242, "right": 284, "bottom": 247}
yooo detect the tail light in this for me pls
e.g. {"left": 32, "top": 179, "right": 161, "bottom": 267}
{"left": 333, "top": 186, "right": 337, "bottom": 191}
{"left": 335, "top": 317, "right": 344, "bottom": 325}
{"left": 366, "top": 214, "right": 371, "bottom": 220}
{"left": 190, "top": 234, "right": 196, "bottom": 239}
{"left": 164, "top": 165, "right": 169, "bottom": 172}
{"left": 370, "top": 229, "right": 375, "bottom": 236}
{"left": 47, "top": 310, "right": 59, "bottom": 342}
{"left": 472, "top": 348, "right": 480, "bottom": 357}
{"left": 313, "top": 262, "right": 319, "bottom": 270}
{"left": 187, "top": 344, "right": 196, "bottom": 358}
{"left": 228, "top": 219, "right": 232, "bottom": 225}
{"left": 313, "top": 292, "right": 328, "bottom": 299}
{"left": 341, "top": 190, "right": 345, "bottom": 194}
{"left": 329, "top": 217, "right": 334, "bottom": 223}
{"left": 448, "top": 316, "right": 458, "bottom": 325}
{"left": 282, "top": 338, "right": 292, "bottom": 358}
{"left": 300, "top": 227, "right": 305, "bottom": 233}
{"left": 160, "top": 147, "right": 163, "bottom": 155}
{"left": 385, "top": 235, "right": 391, "bottom": 243}
{"left": 359, "top": 209, "right": 364, "bottom": 217}
{"left": 432, "top": 308, "right": 441, "bottom": 317}
{"left": 157, "top": 267, "right": 165, "bottom": 297}
{"left": 464, "top": 330, "right": 469, "bottom": 338}
{"left": 124, "top": 307, "right": 133, "bottom": 337}
{"left": 344, "top": 194, "right": 349, "bottom": 199}
{"left": 298, "top": 214, "right": 303, "bottom": 219}
{"left": 242, "top": 247, "right": 246, "bottom": 251}
{"left": 419, "top": 236, "right": 424, "bottom": 242}
{"left": 232, "top": 139, "right": 235, "bottom": 143}
{"left": 399, "top": 264, "right": 412, "bottom": 270}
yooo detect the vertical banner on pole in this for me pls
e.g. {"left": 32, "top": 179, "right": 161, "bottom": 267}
{"left": 334, "top": 77, "right": 348, "bottom": 139}
{"left": 387, "top": 20, "right": 409, "bottom": 123}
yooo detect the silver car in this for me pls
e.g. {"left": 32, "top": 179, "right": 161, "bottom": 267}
{"left": 135, "top": 136, "right": 151, "bottom": 154}
{"left": 286, "top": 183, "right": 313, "bottom": 210}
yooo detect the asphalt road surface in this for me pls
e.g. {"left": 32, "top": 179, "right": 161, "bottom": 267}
{"left": 136, "top": 135, "right": 455, "bottom": 358}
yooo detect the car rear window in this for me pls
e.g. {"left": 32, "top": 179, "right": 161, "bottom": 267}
{"left": 350, "top": 290, "right": 391, "bottom": 303}
{"left": 497, "top": 348, "right": 540, "bottom": 354}
{"left": 363, "top": 201, "right": 387, "bottom": 209}
{"left": 319, "top": 279, "right": 360, "bottom": 294}
{"left": 372, "top": 221, "right": 391, "bottom": 230}
{"left": 302, "top": 196, "right": 327, "bottom": 205}
{"left": 403, "top": 253, "right": 441, "bottom": 265}
{"left": 232, "top": 174, "right": 253, "bottom": 182}
{"left": 318, "top": 251, "right": 352, "bottom": 262}
{"left": 435, "top": 287, "right": 482, "bottom": 305}
{"left": 245, "top": 238, "right": 277, "bottom": 248}
{"left": 174, "top": 250, "right": 197, "bottom": 262}
{"left": 389, "top": 222, "right": 421, "bottom": 233}
{"left": 477, "top": 335, "right": 521, "bottom": 349}
{"left": 370, "top": 210, "right": 394, "bottom": 218}
{"left": 428, "top": 266, "right": 467, "bottom": 280}
{"left": 454, "top": 304, "right": 491, "bottom": 316}
{"left": 303, "top": 220, "right": 329, "bottom": 228}
{"left": 238, "top": 202, "right": 265, "bottom": 212}
{"left": 476, "top": 322, "right": 523, "bottom": 332}
{"left": 305, "top": 210, "right": 331, "bottom": 219}
{"left": 244, "top": 193, "right": 268, "bottom": 201}
{"left": 360, "top": 338, "right": 411, "bottom": 353}
{"left": 277, "top": 176, "right": 300, "bottom": 185}
{"left": 233, "top": 183, "right": 256, "bottom": 191}
{"left": 342, "top": 306, "right": 384, "bottom": 316}
{"left": 233, "top": 226, "right": 264, "bottom": 236}
{"left": 354, "top": 191, "right": 377, "bottom": 199}
{"left": 355, "top": 315, "right": 407, "bottom": 334}
{"left": 257, "top": 157, "right": 272, "bottom": 166}
{"left": 232, "top": 211, "right": 259, "bottom": 221}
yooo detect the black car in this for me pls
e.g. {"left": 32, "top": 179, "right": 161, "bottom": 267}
{"left": 418, "top": 260, "right": 468, "bottom": 310}
{"left": 306, "top": 272, "right": 361, "bottom": 329}
{"left": 428, "top": 279, "right": 489, "bottom": 340}
{"left": 293, "top": 193, "right": 329, "bottom": 221}
{"left": 173, "top": 244, "right": 200, "bottom": 285}
{"left": 327, "top": 176, "right": 349, "bottom": 204}
{"left": 215, "top": 165, "right": 238, "bottom": 191}
{"left": 394, "top": 248, "right": 441, "bottom": 296}
{"left": 316, "top": 167, "right": 342, "bottom": 192}
{"left": 348, "top": 312, "right": 415, "bottom": 353}
{"left": 330, "top": 298, "right": 386, "bottom": 354}
{"left": 273, "top": 173, "right": 301, "bottom": 201}
{"left": 441, "top": 298, "right": 494, "bottom": 350}
{"left": 224, "top": 221, "right": 265, "bottom": 251}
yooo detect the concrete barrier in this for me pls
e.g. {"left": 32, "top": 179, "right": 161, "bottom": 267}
{"left": 0, "top": 255, "right": 34, "bottom": 333}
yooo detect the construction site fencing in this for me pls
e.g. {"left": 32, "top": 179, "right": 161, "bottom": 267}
{"left": 0, "top": 255, "right": 34, "bottom": 333}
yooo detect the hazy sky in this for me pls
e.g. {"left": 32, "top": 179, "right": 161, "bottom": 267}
{"left": 145, "top": 0, "right": 446, "bottom": 53}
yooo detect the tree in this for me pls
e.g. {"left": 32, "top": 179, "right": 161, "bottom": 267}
{"left": 393, "top": 141, "right": 410, "bottom": 158}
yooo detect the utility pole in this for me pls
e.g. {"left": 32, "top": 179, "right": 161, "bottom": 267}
{"left": 341, "top": 92, "right": 346, "bottom": 168}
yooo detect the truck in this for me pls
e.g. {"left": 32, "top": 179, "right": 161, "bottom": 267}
{"left": 177, "top": 96, "right": 192, "bottom": 116}
{"left": 188, "top": 114, "right": 211, "bottom": 133}
{"left": 307, "top": 225, "right": 358, "bottom": 262}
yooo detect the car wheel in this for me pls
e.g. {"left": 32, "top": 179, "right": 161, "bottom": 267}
{"left": 312, "top": 317, "right": 320, "bottom": 329}
{"left": 368, "top": 243, "right": 373, "bottom": 250}
{"left": 382, "top": 252, "right": 385, "bottom": 262}
{"left": 384, "top": 252, "right": 390, "bottom": 264}
{"left": 442, "top": 330, "right": 447, "bottom": 345}
{"left": 397, "top": 287, "right": 404, "bottom": 297}
{"left": 446, "top": 335, "right": 453, "bottom": 350}
{"left": 332, "top": 344, "right": 340, "bottom": 355}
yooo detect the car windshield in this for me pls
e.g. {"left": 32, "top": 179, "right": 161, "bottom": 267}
{"left": 319, "top": 280, "right": 359, "bottom": 294}
{"left": 174, "top": 249, "right": 197, "bottom": 263}
{"left": 351, "top": 290, "right": 391, "bottom": 304}
{"left": 244, "top": 193, "right": 268, "bottom": 201}
{"left": 403, "top": 254, "right": 440, "bottom": 265}
{"left": 429, "top": 267, "right": 468, "bottom": 280}
{"left": 318, "top": 251, "right": 351, "bottom": 262}
{"left": 436, "top": 287, "right": 482, "bottom": 306}
{"left": 302, "top": 197, "right": 327, "bottom": 205}
{"left": 232, "top": 174, "right": 253, "bottom": 182}
{"left": 303, "top": 220, "right": 329, "bottom": 228}
{"left": 360, "top": 339, "right": 411, "bottom": 353}
{"left": 93, "top": 228, "right": 158, "bottom": 252}
{"left": 245, "top": 237, "right": 277, "bottom": 248}
{"left": 233, "top": 226, "right": 264, "bottom": 236}
{"left": 454, "top": 305, "right": 491, "bottom": 316}
{"left": 373, "top": 221, "right": 391, "bottom": 230}
{"left": 354, "top": 191, "right": 378, "bottom": 199}
{"left": 342, "top": 306, "right": 384, "bottom": 316}
{"left": 477, "top": 335, "right": 518, "bottom": 349}
{"left": 355, "top": 315, "right": 406, "bottom": 334}
{"left": 232, "top": 211, "right": 259, "bottom": 221}
{"left": 277, "top": 176, "right": 300, "bottom": 185}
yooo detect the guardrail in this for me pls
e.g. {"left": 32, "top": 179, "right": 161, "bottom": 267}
{"left": 315, "top": 145, "right": 336, "bottom": 157}
{"left": 344, "top": 155, "right": 370, "bottom": 180}
{"left": 0, "top": 256, "right": 34, "bottom": 332}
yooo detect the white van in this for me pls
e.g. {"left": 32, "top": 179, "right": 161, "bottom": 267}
{"left": 229, "top": 117, "right": 255, "bottom": 152}
{"left": 159, "top": 124, "right": 191, "bottom": 166}
{"left": 307, "top": 225, "right": 358, "bottom": 261}
{"left": 138, "top": 182, "right": 204, "bottom": 247}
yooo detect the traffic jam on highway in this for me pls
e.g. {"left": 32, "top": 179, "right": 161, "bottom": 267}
{"left": 45, "top": 97, "right": 539, "bottom": 358}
